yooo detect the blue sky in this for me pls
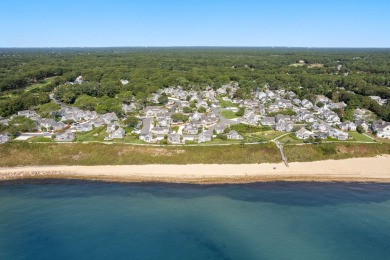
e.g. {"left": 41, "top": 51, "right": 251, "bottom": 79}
{"left": 0, "top": 0, "right": 389, "bottom": 47}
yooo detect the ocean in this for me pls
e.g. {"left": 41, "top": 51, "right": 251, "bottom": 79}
{"left": 1, "top": 180, "right": 390, "bottom": 259}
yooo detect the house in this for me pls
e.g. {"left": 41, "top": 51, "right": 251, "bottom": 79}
{"left": 354, "top": 109, "right": 373, "bottom": 121}
{"left": 101, "top": 112, "right": 118, "bottom": 124}
{"left": 183, "top": 124, "right": 199, "bottom": 135}
{"left": 243, "top": 99, "right": 259, "bottom": 108}
{"left": 196, "top": 100, "right": 209, "bottom": 109}
{"left": 182, "top": 134, "right": 196, "bottom": 142}
{"left": 18, "top": 110, "right": 37, "bottom": 118}
{"left": 328, "top": 102, "right": 347, "bottom": 110}
{"left": 203, "top": 90, "right": 216, "bottom": 101}
{"left": 197, "top": 132, "right": 212, "bottom": 143}
{"left": 304, "top": 115, "right": 317, "bottom": 123}
{"left": 370, "top": 96, "right": 388, "bottom": 106}
{"left": 313, "top": 132, "right": 329, "bottom": 139}
{"left": 108, "top": 127, "right": 125, "bottom": 139}
{"left": 120, "top": 79, "right": 129, "bottom": 85}
{"left": 90, "top": 118, "right": 105, "bottom": 128}
{"left": 275, "top": 114, "right": 291, "bottom": 123}
{"left": 190, "top": 112, "right": 203, "bottom": 123}
{"left": 52, "top": 122, "right": 66, "bottom": 131}
{"left": 106, "top": 123, "right": 119, "bottom": 132}
{"left": 83, "top": 110, "right": 98, "bottom": 120}
{"left": 144, "top": 106, "right": 168, "bottom": 117}
{"left": 275, "top": 122, "right": 293, "bottom": 132}
{"left": 293, "top": 98, "right": 302, "bottom": 105}
{"left": 139, "top": 118, "right": 152, "bottom": 140}
{"left": 286, "top": 91, "right": 296, "bottom": 100}
{"left": 168, "top": 133, "right": 181, "bottom": 144}
{"left": 110, "top": 127, "right": 125, "bottom": 139}
{"left": 257, "top": 91, "right": 267, "bottom": 101}
{"left": 330, "top": 129, "right": 349, "bottom": 140}
{"left": 258, "top": 105, "right": 266, "bottom": 116}
{"left": 338, "top": 121, "right": 357, "bottom": 131}
{"left": 38, "top": 118, "right": 57, "bottom": 129}
{"left": 267, "top": 103, "right": 279, "bottom": 113}
{"left": 157, "top": 118, "right": 170, "bottom": 127}
{"left": 226, "top": 130, "right": 243, "bottom": 140}
{"left": 143, "top": 134, "right": 156, "bottom": 143}
{"left": 261, "top": 117, "right": 276, "bottom": 126}
{"left": 74, "top": 76, "right": 84, "bottom": 84}
{"left": 354, "top": 120, "right": 369, "bottom": 132}
{"left": 203, "top": 113, "right": 219, "bottom": 126}
{"left": 295, "top": 128, "right": 314, "bottom": 139}
{"left": 321, "top": 110, "right": 340, "bottom": 123}
{"left": 148, "top": 93, "right": 161, "bottom": 103}
{"left": 316, "top": 95, "right": 330, "bottom": 104}
{"left": 151, "top": 127, "right": 169, "bottom": 135}
{"left": 301, "top": 99, "right": 314, "bottom": 109}
{"left": 74, "top": 122, "right": 93, "bottom": 132}
{"left": 277, "top": 99, "right": 292, "bottom": 109}
{"left": 54, "top": 131, "right": 75, "bottom": 142}
{"left": 291, "top": 116, "right": 300, "bottom": 122}
{"left": 0, "top": 134, "right": 11, "bottom": 143}
{"left": 311, "top": 122, "right": 329, "bottom": 132}
{"left": 122, "top": 103, "right": 137, "bottom": 113}
{"left": 214, "top": 124, "right": 227, "bottom": 134}
{"left": 372, "top": 120, "right": 390, "bottom": 138}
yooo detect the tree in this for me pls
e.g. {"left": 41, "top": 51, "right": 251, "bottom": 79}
{"left": 198, "top": 106, "right": 207, "bottom": 113}
{"left": 183, "top": 106, "right": 192, "bottom": 113}
{"left": 235, "top": 107, "right": 245, "bottom": 117}
{"left": 158, "top": 94, "right": 168, "bottom": 104}
{"left": 316, "top": 101, "right": 324, "bottom": 108}
{"left": 124, "top": 116, "right": 139, "bottom": 127}
{"left": 171, "top": 113, "right": 188, "bottom": 123}
{"left": 8, "top": 116, "right": 37, "bottom": 134}
{"left": 356, "top": 125, "right": 365, "bottom": 133}
{"left": 74, "top": 95, "right": 96, "bottom": 111}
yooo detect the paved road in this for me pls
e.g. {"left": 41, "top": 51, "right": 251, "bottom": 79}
{"left": 212, "top": 107, "right": 239, "bottom": 126}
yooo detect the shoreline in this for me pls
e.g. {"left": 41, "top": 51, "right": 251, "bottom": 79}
{"left": 1, "top": 156, "right": 390, "bottom": 184}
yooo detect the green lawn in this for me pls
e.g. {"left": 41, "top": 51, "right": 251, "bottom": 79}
{"left": 25, "top": 76, "right": 57, "bottom": 92}
{"left": 29, "top": 136, "right": 54, "bottom": 143}
{"left": 75, "top": 127, "right": 107, "bottom": 142}
{"left": 219, "top": 98, "right": 236, "bottom": 108}
{"left": 278, "top": 133, "right": 305, "bottom": 144}
{"left": 220, "top": 110, "right": 237, "bottom": 119}
{"left": 249, "top": 131, "right": 286, "bottom": 141}
{"left": 348, "top": 132, "right": 376, "bottom": 142}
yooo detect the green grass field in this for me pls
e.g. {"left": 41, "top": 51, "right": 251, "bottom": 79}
{"left": 278, "top": 133, "right": 305, "bottom": 144}
{"left": 0, "top": 142, "right": 388, "bottom": 166}
{"left": 25, "top": 76, "right": 57, "bottom": 92}
{"left": 220, "top": 110, "right": 237, "bottom": 119}
{"left": 75, "top": 127, "right": 107, "bottom": 142}
{"left": 348, "top": 132, "right": 376, "bottom": 142}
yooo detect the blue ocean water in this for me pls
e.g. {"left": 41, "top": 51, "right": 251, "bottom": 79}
{"left": 1, "top": 181, "right": 390, "bottom": 260}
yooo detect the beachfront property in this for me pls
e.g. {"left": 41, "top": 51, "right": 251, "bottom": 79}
{"left": 3, "top": 81, "right": 390, "bottom": 144}
{"left": 0, "top": 134, "right": 11, "bottom": 143}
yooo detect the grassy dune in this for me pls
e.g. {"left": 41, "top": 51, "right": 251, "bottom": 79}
{"left": 0, "top": 142, "right": 389, "bottom": 167}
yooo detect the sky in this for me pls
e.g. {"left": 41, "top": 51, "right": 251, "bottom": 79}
{"left": 0, "top": 0, "right": 389, "bottom": 48}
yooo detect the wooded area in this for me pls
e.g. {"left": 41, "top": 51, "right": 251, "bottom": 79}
{"left": 1, "top": 47, "right": 389, "bottom": 120}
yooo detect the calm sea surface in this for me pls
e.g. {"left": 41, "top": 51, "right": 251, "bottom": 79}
{"left": 1, "top": 180, "right": 390, "bottom": 260}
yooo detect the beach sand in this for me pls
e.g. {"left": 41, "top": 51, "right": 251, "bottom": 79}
{"left": 1, "top": 155, "right": 390, "bottom": 184}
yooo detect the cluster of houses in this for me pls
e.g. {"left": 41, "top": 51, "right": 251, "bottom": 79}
{"left": 1, "top": 81, "right": 390, "bottom": 144}
{"left": 0, "top": 106, "right": 126, "bottom": 143}
{"left": 136, "top": 105, "right": 243, "bottom": 144}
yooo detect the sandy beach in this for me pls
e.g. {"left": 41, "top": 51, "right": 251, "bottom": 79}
{"left": 1, "top": 155, "right": 390, "bottom": 184}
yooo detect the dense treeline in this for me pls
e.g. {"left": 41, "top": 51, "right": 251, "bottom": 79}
{"left": 0, "top": 47, "right": 389, "bottom": 119}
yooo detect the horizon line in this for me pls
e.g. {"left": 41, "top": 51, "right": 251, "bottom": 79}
{"left": 1, "top": 46, "right": 390, "bottom": 49}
